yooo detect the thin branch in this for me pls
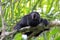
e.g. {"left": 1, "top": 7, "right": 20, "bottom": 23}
{"left": 0, "top": 0, "right": 6, "bottom": 40}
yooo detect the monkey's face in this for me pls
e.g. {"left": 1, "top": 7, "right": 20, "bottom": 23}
{"left": 31, "top": 12, "right": 40, "bottom": 20}
{"left": 32, "top": 13, "right": 37, "bottom": 20}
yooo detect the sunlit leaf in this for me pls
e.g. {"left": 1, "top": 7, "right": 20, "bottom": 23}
{"left": 14, "top": 33, "right": 22, "bottom": 40}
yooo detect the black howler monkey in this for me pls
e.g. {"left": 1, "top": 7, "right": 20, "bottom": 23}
{"left": 14, "top": 12, "right": 41, "bottom": 31}
{"left": 14, "top": 12, "right": 49, "bottom": 37}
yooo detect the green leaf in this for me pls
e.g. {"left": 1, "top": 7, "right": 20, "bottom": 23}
{"left": 50, "top": 28, "right": 58, "bottom": 35}
{"left": 14, "top": 33, "right": 22, "bottom": 40}
{"left": 55, "top": 36, "right": 60, "bottom": 40}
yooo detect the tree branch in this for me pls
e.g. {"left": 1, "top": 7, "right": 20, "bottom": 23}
{"left": 0, "top": 19, "right": 60, "bottom": 40}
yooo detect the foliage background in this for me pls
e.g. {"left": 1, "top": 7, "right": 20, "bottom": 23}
{"left": 0, "top": 0, "right": 60, "bottom": 40}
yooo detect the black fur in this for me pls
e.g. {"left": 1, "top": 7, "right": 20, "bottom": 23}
{"left": 13, "top": 12, "right": 49, "bottom": 37}
{"left": 14, "top": 12, "right": 40, "bottom": 31}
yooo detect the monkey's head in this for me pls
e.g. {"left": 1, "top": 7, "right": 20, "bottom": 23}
{"left": 30, "top": 12, "right": 40, "bottom": 20}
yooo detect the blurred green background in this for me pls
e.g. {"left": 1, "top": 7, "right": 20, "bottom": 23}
{"left": 0, "top": 0, "right": 60, "bottom": 40}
